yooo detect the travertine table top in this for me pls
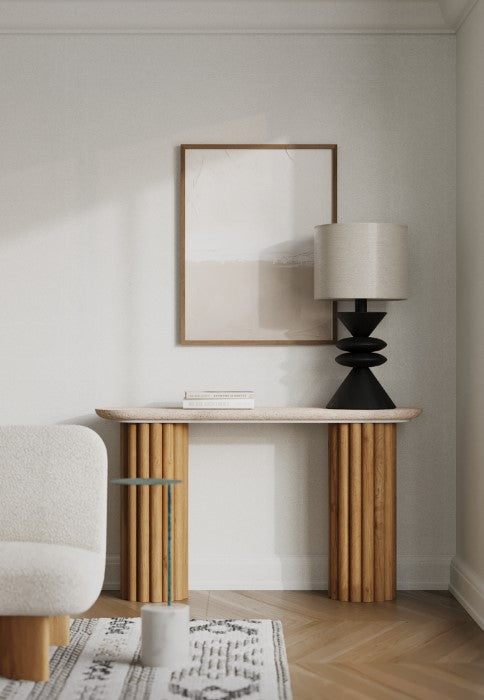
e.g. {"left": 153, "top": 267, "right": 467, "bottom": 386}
{"left": 96, "top": 407, "right": 422, "bottom": 424}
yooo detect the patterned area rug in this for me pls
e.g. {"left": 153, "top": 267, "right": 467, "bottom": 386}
{"left": 0, "top": 618, "right": 292, "bottom": 699}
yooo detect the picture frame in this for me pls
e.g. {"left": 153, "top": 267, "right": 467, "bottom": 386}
{"left": 180, "top": 144, "right": 337, "bottom": 345}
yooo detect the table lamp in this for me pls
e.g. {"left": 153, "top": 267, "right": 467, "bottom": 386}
{"left": 314, "top": 223, "right": 408, "bottom": 409}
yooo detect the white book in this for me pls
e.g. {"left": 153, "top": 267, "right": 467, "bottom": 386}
{"left": 184, "top": 390, "right": 255, "bottom": 400}
{"left": 182, "top": 399, "right": 255, "bottom": 409}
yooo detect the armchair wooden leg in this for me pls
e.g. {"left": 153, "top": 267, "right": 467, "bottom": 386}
{"left": 0, "top": 616, "right": 50, "bottom": 681}
{"left": 49, "top": 615, "right": 70, "bottom": 646}
{"left": 0, "top": 615, "right": 70, "bottom": 682}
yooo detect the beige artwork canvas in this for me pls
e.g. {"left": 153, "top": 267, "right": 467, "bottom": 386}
{"left": 181, "top": 145, "right": 337, "bottom": 345}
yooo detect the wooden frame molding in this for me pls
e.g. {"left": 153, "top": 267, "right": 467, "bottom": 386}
{"left": 0, "top": 1, "right": 471, "bottom": 35}
{"left": 180, "top": 143, "right": 338, "bottom": 346}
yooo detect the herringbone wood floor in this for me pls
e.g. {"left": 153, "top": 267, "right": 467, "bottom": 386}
{"left": 83, "top": 590, "right": 484, "bottom": 699}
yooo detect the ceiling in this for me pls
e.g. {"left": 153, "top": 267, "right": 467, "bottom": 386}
{"left": 0, "top": 0, "right": 478, "bottom": 34}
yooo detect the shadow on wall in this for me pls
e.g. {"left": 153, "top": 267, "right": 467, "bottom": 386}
{"left": 258, "top": 239, "right": 334, "bottom": 342}
{"left": 0, "top": 36, "right": 280, "bottom": 400}
{"left": 188, "top": 422, "right": 327, "bottom": 589}
{"left": 274, "top": 423, "right": 327, "bottom": 588}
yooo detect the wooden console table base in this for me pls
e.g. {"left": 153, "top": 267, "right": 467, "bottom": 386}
{"left": 97, "top": 407, "right": 420, "bottom": 604}
{"left": 329, "top": 423, "right": 396, "bottom": 602}
{"left": 119, "top": 423, "right": 188, "bottom": 603}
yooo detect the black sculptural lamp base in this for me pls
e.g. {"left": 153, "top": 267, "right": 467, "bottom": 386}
{"left": 326, "top": 367, "right": 395, "bottom": 409}
{"left": 327, "top": 300, "right": 396, "bottom": 410}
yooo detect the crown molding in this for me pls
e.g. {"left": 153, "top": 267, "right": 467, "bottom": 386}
{"left": 0, "top": 0, "right": 476, "bottom": 35}
{"left": 438, "top": 0, "right": 479, "bottom": 31}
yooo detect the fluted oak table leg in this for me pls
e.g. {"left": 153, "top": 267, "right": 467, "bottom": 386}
{"left": 162, "top": 424, "right": 174, "bottom": 602}
{"left": 149, "top": 424, "right": 163, "bottom": 602}
{"left": 328, "top": 425, "right": 339, "bottom": 599}
{"left": 174, "top": 423, "right": 189, "bottom": 600}
{"left": 337, "top": 424, "right": 350, "bottom": 601}
{"left": 374, "top": 424, "right": 386, "bottom": 601}
{"left": 120, "top": 422, "right": 189, "bottom": 603}
{"left": 137, "top": 423, "right": 150, "bottom": 602}
{"left": 120, "top": 424, "right": 128, "bottom": 600}
{"left": 127, "top": 424, "right": 138, "bottom": 601}
{"left": 384, "top": 424, "right": 397, "bottom": 600}
{"left": 328, "top": 422, "right": 397, "bottom": 602}
{"left": 362, "top": 424, "right": 375, "bottom": 602}
{"left": 349, "top": 423, "right": 362, "bottom": 602}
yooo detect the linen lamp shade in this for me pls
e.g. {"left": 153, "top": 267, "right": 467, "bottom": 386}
{"left": 313, "top": 222, "right": 409, "bottom": 409}
{"left": 314, "top": 223, "right": 408, "bottom": 301}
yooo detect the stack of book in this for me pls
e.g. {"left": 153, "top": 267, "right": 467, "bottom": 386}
{"left": 182, "top": 390, "right": 255, "bottom": 409}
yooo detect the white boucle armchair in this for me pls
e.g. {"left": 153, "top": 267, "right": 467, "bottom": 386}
{"left": 0, "top": 426, "right": 107, "bottom": 681}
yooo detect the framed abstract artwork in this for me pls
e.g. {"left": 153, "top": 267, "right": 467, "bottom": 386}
{"left": 180, "top": 144, "right": 337, "bottom": 345}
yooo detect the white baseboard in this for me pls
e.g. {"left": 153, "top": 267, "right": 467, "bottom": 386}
{"left": 396, "top": 555, "right": 453, "bottom": 590}
{"left": 449, "top": 557, "right": 484, "bottom": 629}
{"left": 189, "top": 555, "right": 327, "bottom": 590}
{"left": 104, "top": 554, "right": 453, "bottom": 591}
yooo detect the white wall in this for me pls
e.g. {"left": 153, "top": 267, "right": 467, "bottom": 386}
{"left": 452, "top": 0, "right": 484, "bottom": 627}
{"left": 0, "top": 33, "right": 456, "bottom": 590}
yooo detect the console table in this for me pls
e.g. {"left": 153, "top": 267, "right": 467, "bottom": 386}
{"left": 96, "top": 407, "right": 421, "bottom": 604}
